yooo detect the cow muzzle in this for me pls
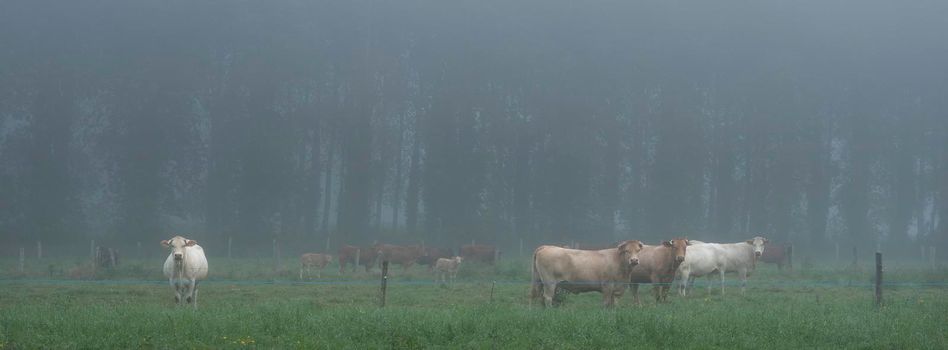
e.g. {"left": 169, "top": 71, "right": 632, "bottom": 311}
{"left": 676, "top": 256, "right": 685, "bottom": 263}
{"left": 629, "top": 258, "right": 639, "bottom": 266}
{"left": 174, "top": 254, "right": 183, "bottom": 261}
{"left": 755, "top": 252, "right": 762, "bottom": 257}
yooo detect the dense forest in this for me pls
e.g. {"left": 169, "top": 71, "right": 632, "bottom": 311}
{"left": 1, "top": 1, "right": 945, "bottom": 257}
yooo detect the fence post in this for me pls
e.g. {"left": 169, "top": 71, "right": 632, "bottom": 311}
{"left": 519, "top": 238, "right": 523, "bottom": 257}
{"left": 380, "top": 260, "right": 389, "bottom": 307}
{"left": 931, "top": 246, "right": 937, "bottom": 270}
{"left": 325, "top": 236, "right": 331, "bottom": 252}
{"left": 852, "top": 246, "right": 858, "bottom": 267}
{"left": 787, "top": 245, "right": 793, "bottom": 271}
{"left": 228, "top": 237, "right": 233, "bottom": 259}
{"left": 874, "top": 252, "right": 882, "bottom": 307}
{"left": 490, "top": 281, "right": 496, "bottom": 303}
{"left": 273, "top": 239, "right": 280, "bottom": 272}
{"left": 835, "top": 242, "right": 839, "bottom": 264}
{"left": 19, "top": 247, "right": 25, "bottom": 273}
{"left": 493, "top": 248, "right": 500, "bottom": 264}
{"left": 90, "top": 240, "right": 95, "bottom": 260}
{"left": 355, "top": 249, "right": 361, "bottom": 271}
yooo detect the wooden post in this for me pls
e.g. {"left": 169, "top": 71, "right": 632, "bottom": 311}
{"left": 931, "top": 246, "right": 936, "bottom": 270}
{"left": 835, "top": 242, "right": 839, "bottom": 263}
{"left": 852, "top": 246, "right": 858, "bottom": 267}
{"left": 490, "top": 281, "right": 496, "bottom": 302}
{"left": 380, "top": 261, "right": 389, "bottom": 307}
{"left": 228, "top": 237, "right": 233, "bottom": 259}
{"left": 355, "top": 249, "right": 362, "bottom": 270}
{"left": 786, "top": 245, "right": 793, "bottom": 271}
{"left": 874, "top": 252, "right": 882, "bottom": 307}
{"left": 36, "top": 241, "right": 42, "bottom": 260}
{"left": 19, "top": 247, "right": 25, "bottom": 273}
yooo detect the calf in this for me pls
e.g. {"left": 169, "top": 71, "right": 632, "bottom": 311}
{"left": 676, "top": 236, "right": 768, "bottom": 296}
{"left": 161, "top": 235, "right": 209, "bottom": 309}
{"left": 435, "top": 256, "right": 463, "bottom": 285}
{"left": 628, "top": 238, "right": 690, "bottom": 304}
{"left": 531, "top": 240, "right": 644, "bottom": 308}
{"left": 299, "top": 253, "right": 333, "bottom": 279}
{"left": 418, "top": 247, "right": 453, "bottom": 272}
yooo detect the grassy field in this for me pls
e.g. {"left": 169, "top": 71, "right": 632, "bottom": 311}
{"left": 1, "top": 257, "right": 947, "bottom": 349}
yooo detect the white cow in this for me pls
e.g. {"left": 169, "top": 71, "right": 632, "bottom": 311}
{"left": 434, "top": 256, "right": 463, "bottom": 285}
{"left": 162, "top": 236, "right": 209, "bottom": 308}
{"left": 676, "top": 236, "right": 767, "bottom": 296}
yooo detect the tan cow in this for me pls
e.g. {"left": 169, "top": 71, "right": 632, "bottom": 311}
{"left": 628, "top": 238, "right": 689, "bottom": 304}
{"left": 530, "top": 240, "right": 645, "bottom": 308}
{"left": 299, "top": 253, "right": 333, "bottom": 279}
{"left": 374, "top": 243, "right": 425, "bottom": 271}
{"left": 435, "top": 256, "right": 463, "bottom": 285}
{"left": 460, "top": 244, "right": 498, "bottom": 265}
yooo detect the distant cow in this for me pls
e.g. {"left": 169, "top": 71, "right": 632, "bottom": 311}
{"left": 435, "top": 256, "right": 463, "bottom": 285}
{"left": 760, "top": 242, "right": 790, "bottom": 270}
{"left": 628, "top": 238, "right": 690, "bottom": 304}
{"left": 299, "top": 253, "right": 333, "bottom": 279}
{"left": 676, "top": 236, "right": 768, "bottom": 296}
{"left": 161, "top": 235, "right": 209, "bottom": 309}
{"left": 460, "top": 244, "right": 499, "bottom": 265}
{"left": 95, "top": 246, "right": 120, "bottom": 269}
{"left": 531, "top": 240, "right": 644, "bottom": 308}
{"left": 418, "top": 246, "right": 454, "bottom": 271}
{"left": 337, "top": 245, "right": 378, "bottom": 273}
{"left": 374, "top": 243, "right": 425, "bottom": 271}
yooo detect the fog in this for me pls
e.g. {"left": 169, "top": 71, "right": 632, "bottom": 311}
{"left": 1, "top": 1, "right": 946, "bottom": 259}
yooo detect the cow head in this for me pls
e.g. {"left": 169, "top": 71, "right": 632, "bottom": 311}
{"left": 454, "top": 256, "right": 464, "bottom": 264}
{"left": 617, "top": 240, "right": 644, "bottom": 267}
{"left": 745, "top": 236, "right": 768, "bottom": 258}
{"left": 161, "top": 235, "right": 197, "bottom": 262}
{"left": 662, "top": 238, "right": 689, "bottom": 264}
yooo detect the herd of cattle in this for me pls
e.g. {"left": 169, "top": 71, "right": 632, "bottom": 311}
{"left": 160, "top": 235, "right": 787, "bottom": 309}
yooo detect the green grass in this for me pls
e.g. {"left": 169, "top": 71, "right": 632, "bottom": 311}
{"left": 1, "top": 258, "right": 947, "bottom": 349}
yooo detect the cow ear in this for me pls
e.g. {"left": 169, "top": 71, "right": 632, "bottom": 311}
{"left": 161, "top": 240, "right": 170, "bottom": 247}
{"left": 185, "top": 240, "right": 198, "bottom": 247}
{"left": 662, "top": 240, "right": 674, "bottom": 247}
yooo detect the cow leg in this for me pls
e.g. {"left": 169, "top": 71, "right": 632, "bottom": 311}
{"left": 679, "top": 269, "right": 690, "bottom": 297}
{"left": 630, "top": 284, "right": 640, "bottom": 305}
{"left": 542, "top": 283, "right": 557, "bottom": 307}
{"left": 739, "top": 269, "right": 748, "bottom": 296}
{"left": 719, "top": 269, "right": 726, "bottom": 296}
{"left": 300, "top": 267, "right": 304, "bottom": 280}
{"left": 191, "top": 280, "right": 199, "bottom": 309}
{"left": 602, "top": 288, "right": 615, "bottom": 308}
{"left": 170, "top": 279, "right": 182, "bottom": 305}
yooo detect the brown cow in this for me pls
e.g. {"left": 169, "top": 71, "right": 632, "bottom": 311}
{"left": 531, "top": 240, "right": 645, "bottom": 308}
{"left": 629, "top": 238, "right": 690, "bottom": 304}
{"left": 337, "top": 245, "right": 378, "bottom": 273}
{"left": 374, "top": 243, "right": 425, "bottom": 271}
{"left": 417, "top": 246, "right": 453, "bottom": 272}
{"left": 299, "top": 253, "right": 333, "bottom": 279}
{"left": 760, "top": 242, "right": 790, "bottom": 270}
{"left": 460, "top": 244, "right": 498, "bottom": 265}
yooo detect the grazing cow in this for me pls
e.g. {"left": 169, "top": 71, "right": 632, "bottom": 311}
{"left": 418, "top": 246, "right": 454, "bottom": 272}
{"left": 94, "top": 246, "right": 120, "bottom": 269}
{"left": 435, "top": 256, "right": 463, "bottom": 285}
{"left": 374, "top": 243, "right": 425, "bottom": 271}
{"left": 161, "top": 235, "right": 208, "bottom": 309}
{"left": 460, "top": 244, "right": 499, "bottom": 265}
{"left": 628, "top": 238, "right": 690, "bottom": 304}
{"left": 676, "top": 236, "right": 768, "bottom": 296}
{"left": 760, "top": 242, "right": 790, "bottom": 270}
{"left": 530, "top": 240, "right": 644, "bottom": 308}
{"left": 337, "top": 245, "right": 378, "bottom": 273}
{"left": 299, "top": 253, "right": 333, "bottom": 279}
